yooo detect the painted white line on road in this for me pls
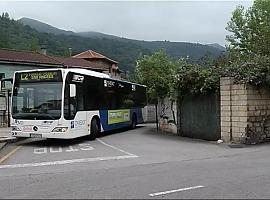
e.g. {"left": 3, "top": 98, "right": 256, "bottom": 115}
{"left": 149, "top": 185, "right": 205, "bottom": 197}
{"left": 97, "top": 138, "right": 137, "bottom": 156}
{"left": 0, "top": 155, "right": 138, "bottom": 169}
{"left": 33, "top": 144, "right": 94, "bottom": 154}
{"left": 49, "top": 147, "right": 63, "bottom": 153}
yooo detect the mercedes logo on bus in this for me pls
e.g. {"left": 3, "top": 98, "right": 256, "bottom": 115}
{"left": 33, "top": 126, "right": 38, "bottom": 132}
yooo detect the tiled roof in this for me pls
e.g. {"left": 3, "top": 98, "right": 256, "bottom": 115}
{"left": 72, "top": 50, "right": 118, "bottom": 64}
{"left": 0, "top": 48, "right": 108, "bottom": 71}
{"left": 51, "top": 56, "right": 107, "bottom": 71}
{"left": 0, "top": 48, "right": 60, "bottom": 66}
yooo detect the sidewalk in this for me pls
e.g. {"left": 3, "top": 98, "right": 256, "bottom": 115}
{"left": 0, "top": 127, "right": 11, "bottom": 138}
{"left": 0, "top": 127, "right": 18, "bottom": 151}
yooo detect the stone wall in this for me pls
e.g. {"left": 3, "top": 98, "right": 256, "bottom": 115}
{"left": 143, "top": 104, "right": 156, "bottom": 123}
{"left": 158, "top": 98, "right": 177, "bottom": 134}
{"left": 220, "top": 77, "right": 270, "bottom": 144}
{"left": 246, "top": 85, "right": 270, "bottom": 143}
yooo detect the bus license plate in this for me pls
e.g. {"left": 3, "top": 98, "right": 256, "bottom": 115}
{"left": 30, "top": 133, "right": 42, "bottom": 138}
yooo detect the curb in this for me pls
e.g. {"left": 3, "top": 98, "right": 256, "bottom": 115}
{"left": 0, "top": 137, "right": 18, "bottom": 143}
{"left": 227, "top": 143, "right": 246, "bottom": 148}
{"left": 0, "top": 142, "right": 7, "bottom": 151}
{"left": 0, "top": 137, "right": 24, "bottom": 152}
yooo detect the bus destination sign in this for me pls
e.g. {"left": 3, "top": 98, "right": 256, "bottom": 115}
{"left": 18, "top": 71, "right": 62, "bottom": 82}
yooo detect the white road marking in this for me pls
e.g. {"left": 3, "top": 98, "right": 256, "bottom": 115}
{"left": 78, "top": 143, "right": 94, "bottom": 151}
{"left": 65, "top": 146, "right": 79, "bottom": 152}
{"left": 148, "top": 185, "right": 205, "bottom": 197}
{"left": 34, "top": 147, "right": 47, "bottom": 154}
{"left": 33, "top": 144, "right": 94, "bottom": 154}
{"left": 49, "top": 147, "right": 62, "bottom": 153}
{"left": 97, "top": 138, "right": 136, "bottom": 156}
{"left": 1, "top": 139, "right": 138, "bottom": 169}
{"left": 0, "top": 155, "right": 138, "bottom": 169}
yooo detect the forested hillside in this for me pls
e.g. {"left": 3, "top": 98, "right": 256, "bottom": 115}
{"left": 0, "top": 13, "right": 225, "bottom": 72}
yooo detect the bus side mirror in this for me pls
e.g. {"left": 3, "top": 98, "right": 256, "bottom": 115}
{"left": 70, "top": 84, "right": 76, "bottom": 98}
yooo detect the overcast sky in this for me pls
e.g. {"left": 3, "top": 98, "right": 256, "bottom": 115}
{"left": 0, "top": 0, "right": 253, "bottom": 46}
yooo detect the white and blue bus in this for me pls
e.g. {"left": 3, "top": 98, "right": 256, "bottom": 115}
{"left": 10, "top": 68, "right": 147, "bottom": 140}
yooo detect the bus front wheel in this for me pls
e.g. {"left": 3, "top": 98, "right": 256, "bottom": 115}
{"left": 89, "top": 118, "right": 100, "bottom": 140}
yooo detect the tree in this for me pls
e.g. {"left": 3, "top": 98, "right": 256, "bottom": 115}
{"left": 225, "top": 0, "right": 270, "bottom": 87}
{"left": 1, "top": 12, "right": 9, "bottom": 19}
{"left": 134, "top": 50, "right": 177, "bottom": 129}
{"left": 29, "top": 37, "right": 40, "bottom": 52}
{"left": 135, "top": 49, "right": 176, "bottom": 103}
{"left": 226, "top": 0, "right": 270, "bottom": 57}
{"left": 0, "top": 30, "right": 9, "bottom": 48}
{"left": 4, "top": 12, "right": 9, "bottom": 19}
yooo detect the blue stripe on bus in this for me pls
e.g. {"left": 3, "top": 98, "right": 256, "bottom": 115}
{"left": 99, "top": 108, "right": 144, "bottom": 131}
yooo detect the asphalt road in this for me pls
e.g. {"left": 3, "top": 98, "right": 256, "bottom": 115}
{"left": 1, "top": 124, "right": 270, "bottom": 199}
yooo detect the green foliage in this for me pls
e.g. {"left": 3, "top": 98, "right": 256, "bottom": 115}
{"left": 2, "top": 12, "right": 9, "bottom": 19}
{"left": 29, "top": 37, "right": 40, "bottom": 51}
{"left": 226, "top": 0, "right": 270, "bottom": 56}
{"left": 135, "top": 50, "right": 222, "bottom": 103}
{"left": 226, "top": 0, "right": 270, "bottom": 87}
{"left": 136, "top": 40, "right": 224, "bottom": 62}
{"left": 174, "top": 61, "right": 221, "bottom": 99}
{"left": 223, "top": 55, "right": 270, "bottom": 87}
{"left": 134, "top": 50, "right": 177, "bottom": 103}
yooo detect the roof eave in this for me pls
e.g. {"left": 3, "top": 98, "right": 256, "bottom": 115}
{"left": 0, "top": 60, "right": 63, "bottom": 68}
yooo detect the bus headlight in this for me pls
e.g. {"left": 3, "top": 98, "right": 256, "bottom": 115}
{"left": 11, "top": 126, "right": 21, "bottom": 131}
{"left": 52, "top": 127, "right": 68, "bottom": 133}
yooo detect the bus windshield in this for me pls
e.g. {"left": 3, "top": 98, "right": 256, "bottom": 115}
{"left": 12, "top": 82, "right": 62, "bottom": 120}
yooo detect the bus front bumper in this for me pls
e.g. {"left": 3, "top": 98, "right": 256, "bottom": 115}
{"left": 11, "top": 130, "right": 88, "bottom": 139}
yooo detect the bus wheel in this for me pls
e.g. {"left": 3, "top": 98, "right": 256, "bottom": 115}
{"left": 131, "top": 114, "right": 137, "bottom": 129}
{"left": 89, "top": 118, "right": 100, "bottom": 140}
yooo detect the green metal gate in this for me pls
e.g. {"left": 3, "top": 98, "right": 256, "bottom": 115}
{"left": 177, "top": 92, "right": 221, "bottom": 141}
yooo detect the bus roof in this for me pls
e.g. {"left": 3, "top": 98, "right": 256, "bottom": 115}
{"left": 14, "top": 68, "right": 146, "bottom": 87}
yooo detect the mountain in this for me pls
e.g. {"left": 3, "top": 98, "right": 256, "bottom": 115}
{"left": 1, "top": 16, "right": 150, "bottom": 72}
{"left": 134, "top": 40, "right": 225, "bottom": 61}
{"left": 77, "top": 31, "right": 121, "bottom": 40}
{"left": 2, "top": 16, "right": 225, "bottom": 73}
{"left": 76, "top": 31, "right": 226, "bottom": 60}
{"left": 208, "top": 43, "right": 226, "bottom": 51}
{"left": 18, "top": 17, "right": 75, "bottom": 36}
{"left": 18, "top": 17, "right": 226, "bottom": 58}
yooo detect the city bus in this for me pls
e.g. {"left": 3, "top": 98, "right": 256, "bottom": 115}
{"left": 10, "top": 68, "right": 147, "bottom": 140}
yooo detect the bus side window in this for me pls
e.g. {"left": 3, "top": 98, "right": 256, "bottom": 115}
{"left": 106, "top": 89, "right": 116, "bottom": 109}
